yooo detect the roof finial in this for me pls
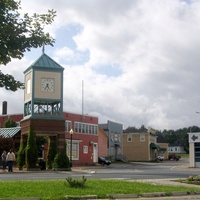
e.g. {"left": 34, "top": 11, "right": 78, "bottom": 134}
{"left": 42, "top": 45, "right": 45, "bottom": 54}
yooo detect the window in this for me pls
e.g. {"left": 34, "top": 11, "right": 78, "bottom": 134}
{"left": 140, "top": 134, "right": 145, "bottom": 142}
{"left": 94, "top": 125, "right": 98, "bottom": 135}
{"left": 92, "top": 125, "right": 94, "bottom": 134}
{"left": 82, "top": 124, "right": 85, "bottom": 133}
{"left": 83, "top": 146, "right": 88, "bottom": 154}
{"left": 115, "top": 133, "right": 118, "bottom": 141}
{"left": 111, "top": 133, "right": 114, "bottom": 141}
{"left": 127, "top": 134, "right": 132, "bottom": 142}
{"left": 65, "top": 120, "right": 71, "bottom": 132}
{"left": 74, "top": 122, "right": 98, "bottom": 135}
{"left": 86, "top": 124, "right": 88, "bottom": 134}
{"left": 75, "top": 122, "right": 79, "bottom": 133}
{"left": 66, "top": 141, "right": 79, "bottom": 160}
{"left": 89, "top": 125, "right": 91, "bottom": 134}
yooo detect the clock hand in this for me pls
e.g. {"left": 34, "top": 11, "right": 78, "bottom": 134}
{"left": 45, "top": 83, "right": 50, "bottom": 90}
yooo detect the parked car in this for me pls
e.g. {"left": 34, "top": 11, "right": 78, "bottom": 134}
{"left": 168, "top": 154, "right": 181, "bottom": 161}
{"left": 98, "top": 157, "right": 111, "bottom": 166}
{"left": 157, "top": 155, "right": 164, "bottom": 161}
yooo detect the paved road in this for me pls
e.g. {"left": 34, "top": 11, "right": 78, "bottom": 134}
{"left": 134, "top": 195, "right": 200, "bottom": 200}
{"left": 0, "top": 157, "right": 200, "bottom": 181}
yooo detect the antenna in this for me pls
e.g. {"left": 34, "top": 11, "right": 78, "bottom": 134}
{"left": 82, "top": 80, "right": 84, "bottom": 122}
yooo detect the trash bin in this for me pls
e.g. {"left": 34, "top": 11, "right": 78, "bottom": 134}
{"left": 38, "top": 159, "right": 46, "bottom": 170}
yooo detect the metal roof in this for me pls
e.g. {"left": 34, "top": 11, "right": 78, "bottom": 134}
{"left": 24, "top": 53, "right": 64, "bottom": 73}
{"left": 0, "top": 127, "right": 21, "bottom": 138}
{"left": 31, "top": 53, "right": 63, "bottom": 69}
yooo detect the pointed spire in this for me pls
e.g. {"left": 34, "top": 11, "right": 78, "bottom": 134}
{"left": 42, "top": 45, "right": 45, "bottom": 54}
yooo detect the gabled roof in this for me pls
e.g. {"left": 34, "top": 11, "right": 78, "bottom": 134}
{"left": 0, "top": 127, "right": 21, "bottom": 138}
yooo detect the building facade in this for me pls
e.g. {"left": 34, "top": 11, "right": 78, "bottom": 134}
{"left": 99, "top": 120, "right": 123, "bottom": 160}
{"left": 0, "top": 111, "right": 101, "bottom": 166}
{"left": 123, "top": 128, "right": 161, "bottom": 161}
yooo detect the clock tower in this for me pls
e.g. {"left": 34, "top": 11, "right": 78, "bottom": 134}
{"left": 24, "top": 53, "right": 64, "bottom": 119}
{"left": 21, "top": 52, "right": 65, "bottom": 154}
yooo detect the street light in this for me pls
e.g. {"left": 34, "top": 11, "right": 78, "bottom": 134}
{"left": 69, "top": 129, "right": 74, "bottom": 167}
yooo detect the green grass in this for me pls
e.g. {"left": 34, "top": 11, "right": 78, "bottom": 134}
{"left": 177, "top": 153, "right": 189, "bottom": 158}
{"left": 0, "top": 179, "right": 200, "bottom": 200}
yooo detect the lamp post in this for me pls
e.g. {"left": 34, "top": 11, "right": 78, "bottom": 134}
{"left": 69, "top": 129, "right": 74, "bottom": 167}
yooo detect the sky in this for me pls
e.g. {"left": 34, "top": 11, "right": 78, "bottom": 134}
{"left": 1, "top": 0, "right": 200, "bottom": 131}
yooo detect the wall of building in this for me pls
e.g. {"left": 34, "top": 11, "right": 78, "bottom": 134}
{"left": 158, "top": 143, "right": 169, "bottom": 160}
{"left": 63, "top": 112, "right": 99, "bottom": 165}
{"left": 99, "top": 120, "right": 123, "bottom": 160}
{"left": 98, "top": 127, "right": 108, "bottom": 157}
{"left": 123, "top": 132, "right": 150, "bottom": 161}
{"left": 168, "top": 146, "right": 186, "bottom": 154}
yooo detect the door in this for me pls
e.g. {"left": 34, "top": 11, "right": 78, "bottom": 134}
{"left": 93, "top": 143, "right": 98, "bottom": 163}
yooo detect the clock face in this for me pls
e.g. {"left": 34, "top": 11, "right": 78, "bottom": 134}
{"left": 41, "top": 78, "right": 54, "bottom": 92}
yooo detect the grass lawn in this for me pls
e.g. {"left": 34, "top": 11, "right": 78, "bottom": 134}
{"left": 0, "top": 179, "right": 200, "bottom": 200}
{"left": 177, "top": 153, "right": 189, "bottom": 158}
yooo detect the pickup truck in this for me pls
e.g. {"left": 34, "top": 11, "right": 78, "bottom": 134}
{"left": 168, "top": 154, "right": 181, "bottom": 161}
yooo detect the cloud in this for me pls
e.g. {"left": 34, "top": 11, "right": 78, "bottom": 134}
{"left": 2, "top": 0, "right": 200, "bottom": 130}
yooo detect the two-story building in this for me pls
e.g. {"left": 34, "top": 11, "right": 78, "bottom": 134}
{"left": 123, "top": 127, "right": 165, "bottom": 161}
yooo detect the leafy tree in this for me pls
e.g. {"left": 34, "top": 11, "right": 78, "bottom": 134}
{"left": 0, "top": 0, "right": 56, "bottom": 91}
{"left": 3, "top": 118, "right": 17, "bottom": 127}
{"left": 124, "top": 124, "right": 148, "bottom": 133}
{"left": 25, "top": 126, "right": 38, "bottom": 168}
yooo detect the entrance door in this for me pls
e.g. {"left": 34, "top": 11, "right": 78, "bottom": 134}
{"left": 93, "top": 143, "right": 98, "bottom": 163}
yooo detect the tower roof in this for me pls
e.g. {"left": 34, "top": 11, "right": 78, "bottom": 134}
{"left": 24, "top": 53, "right": 64, "bottom": 73}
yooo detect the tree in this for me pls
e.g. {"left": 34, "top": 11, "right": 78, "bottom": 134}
{"left": 17, "top": 136, "right": 26, "bottom": 170}
{"left": 25, "top": 126, "right": 38, "bottom": 168}
{"left": 46, "top": 136, "right": 57, "bottom": 169}
{"left": 3, "top": 118, "right": 17, "bottom": 127}
{"left": 0, "top": 0, "right": 56, "bottom": 91}
{"left": 53, "top": 141, "right": 70, "bottom": 169}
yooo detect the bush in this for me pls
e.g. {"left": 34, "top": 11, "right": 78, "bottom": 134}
{"left": 66, "top": 176, "right": 87, "bottom": 188}
{"left": 46, "top": 136, "right": 57, "bottom": 169}
{"left": 25, "top": 126, "right": 38, "bottom": 168}
{"left": 53, "top": 149, "right": 70, "bottom": 169}
{"left": 17, "top": 137, "right": 26, "bottom": 170}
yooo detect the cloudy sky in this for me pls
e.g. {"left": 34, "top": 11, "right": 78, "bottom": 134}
{"left": 1, "top": 0, "right": 200, "bottom": 131}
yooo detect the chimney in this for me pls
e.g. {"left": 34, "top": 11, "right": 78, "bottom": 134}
{"left": 2, "top": 101, "right": 7, "bottom": 115}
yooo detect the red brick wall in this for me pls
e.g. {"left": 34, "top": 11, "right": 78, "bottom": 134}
{"left": 0, "top": 114, "right": 23, "bottom": 128}
{"left": 98, "top": 127, "right": 108, "bottom": 157}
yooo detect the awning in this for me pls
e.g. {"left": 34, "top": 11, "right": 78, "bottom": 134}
{"left": 150, "top": 143, "right": 160, "bottom": 149}
{"left": 0, "top": 127, "right": 21, "bottom": 138}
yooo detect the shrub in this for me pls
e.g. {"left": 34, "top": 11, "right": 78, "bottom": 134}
{"left": 46, "top": 136, "right": 57, "bottom": 169}
{"left": 25, "top": 126, "right": 38, "bottom": 168}
{"left": 66, "top": 176, "right": 87, "bottom": 188}
{"left": 53, "top": 148, "right": 70, "bottom": 169}
{"left": 17, "top": 137, "right": 26, "bottom": 169}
